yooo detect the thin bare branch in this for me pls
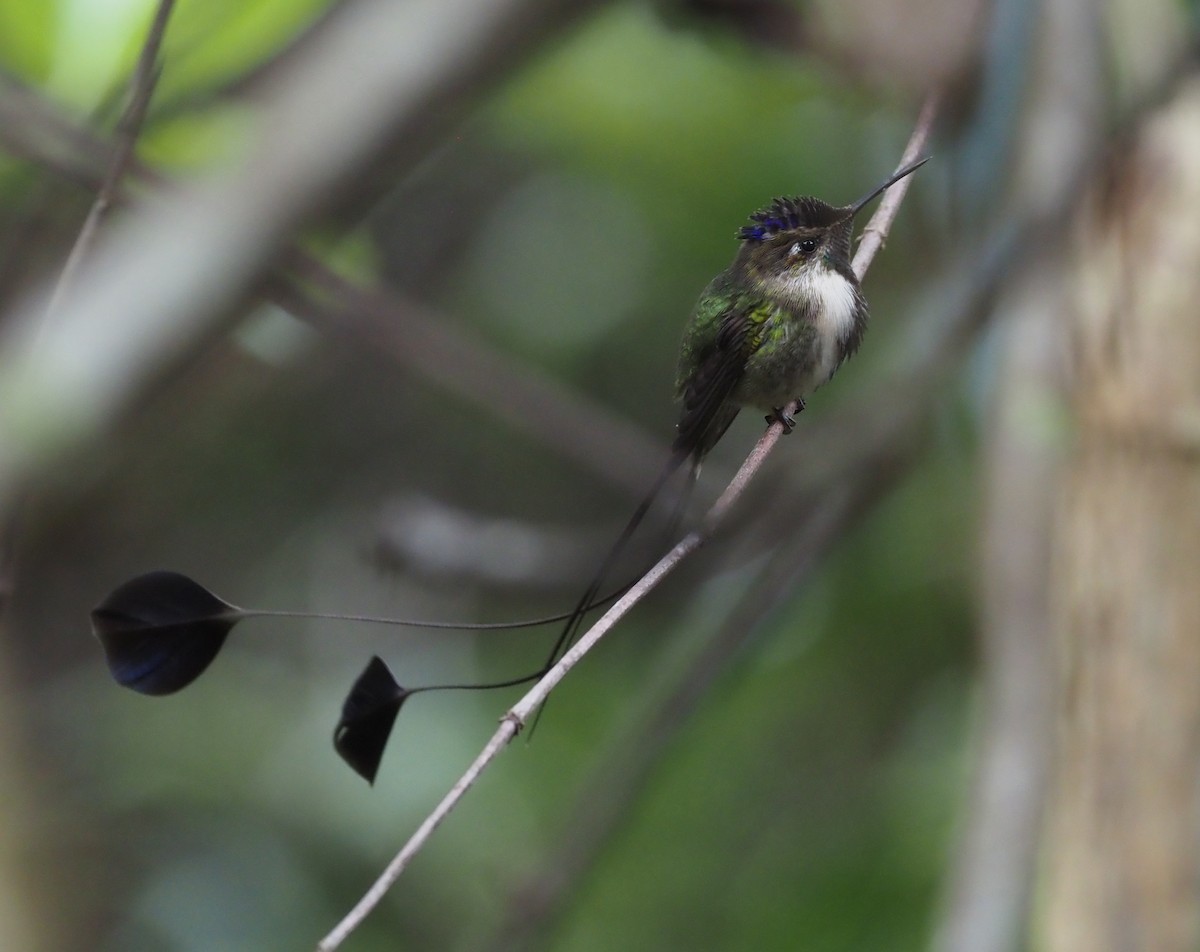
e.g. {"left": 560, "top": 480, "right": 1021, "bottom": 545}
{"left": 478, "top": 486, "right": 872, "bottom": 952}
{"left": 316, "top": 92, "right": 940, "bottom": 952}
{"left": 43, "top": 0, "right": 175, "bottom": 321}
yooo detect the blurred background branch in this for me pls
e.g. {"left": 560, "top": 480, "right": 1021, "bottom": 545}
{"left": 43, "top": 0, "right": 176, "bottom": 318}
{"left": 0, "top": 70, "right": 670, "bottom": 497}
{"left": 933, "top": 0, "right": 1102, "bottom": 948}
{"left": 0, "top": 0, "right": 608, "bottom": 506}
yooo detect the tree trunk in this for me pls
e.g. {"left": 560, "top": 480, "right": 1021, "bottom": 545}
{"left": 1039, "top": 77, "right": 1200, "bottom": 952}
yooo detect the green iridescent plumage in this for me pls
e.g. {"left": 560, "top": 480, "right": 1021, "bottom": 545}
{"left": 673, "top": 212, "right": 860, "bottom": 460}
{"left": 674, "top": 158, "right": 927, "bottom": 461}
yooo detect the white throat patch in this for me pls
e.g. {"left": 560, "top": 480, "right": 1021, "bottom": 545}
{"left": 812, "top": 268, "right": 858, "bottom": 342}
{"left": 776, "top": 267, "right": 858, "bottom": 342}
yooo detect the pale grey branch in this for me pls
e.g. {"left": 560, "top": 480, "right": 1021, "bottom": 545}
{"left": 316, "top": 92, "right": 940, "bottom": 952}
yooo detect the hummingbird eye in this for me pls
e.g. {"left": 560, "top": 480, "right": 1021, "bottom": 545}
{"left": 789, "top": 238, "right": 819, "bottom": 259}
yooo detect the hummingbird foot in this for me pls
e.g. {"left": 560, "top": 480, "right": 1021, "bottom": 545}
{"left": 765, "top": 399, "right": 806, "bottom": 433}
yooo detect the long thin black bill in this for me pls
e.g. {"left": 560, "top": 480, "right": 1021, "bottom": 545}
{"left": 848, "top": 155, "right": 930, "bottom": 218}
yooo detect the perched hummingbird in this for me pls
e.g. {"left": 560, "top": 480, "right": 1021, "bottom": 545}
{"left": 675, "top": 156, "right": 928, "bottom": 459}
{"left": 536, "top": 156, "right": 930, "bottom": 677}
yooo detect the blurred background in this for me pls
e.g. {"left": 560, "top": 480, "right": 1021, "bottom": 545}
{"left": 0, "top": 0, "right": 1197, "bottom": 950}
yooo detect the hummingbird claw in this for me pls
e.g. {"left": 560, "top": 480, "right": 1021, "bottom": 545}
{"left": 766, "top": 399, "right": 805, "bottom": 433}
{"left": 766, "top": 407, "right": 794, "bottom": 431}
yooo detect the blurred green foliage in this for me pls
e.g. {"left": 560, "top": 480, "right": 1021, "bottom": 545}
{"left": 0, "top": 2, "right": 974, "bottom": 951}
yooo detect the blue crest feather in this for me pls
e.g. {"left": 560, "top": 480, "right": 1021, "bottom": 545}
{"left": 737, "top": 196, "right": 842, "bottom": 241}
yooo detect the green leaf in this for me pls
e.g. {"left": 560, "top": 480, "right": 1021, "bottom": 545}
{"left": 0, "top": 0, "right": 60, "bottom": 81}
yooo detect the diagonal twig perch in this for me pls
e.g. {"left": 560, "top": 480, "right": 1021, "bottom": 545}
{"left": 316, "top": 90, "right": 940, "bottom": 952}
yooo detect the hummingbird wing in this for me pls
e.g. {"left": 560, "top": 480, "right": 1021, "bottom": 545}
{"left": 675, "top": 290, "right": 766, "bottom": 459}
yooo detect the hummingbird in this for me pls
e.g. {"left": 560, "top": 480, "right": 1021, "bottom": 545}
{"left": 675, "top": 155, "right": 928, "bottom": 457}
{"left": 532, "top": 156, "right": 930, "bottom": 684}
